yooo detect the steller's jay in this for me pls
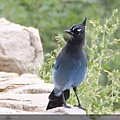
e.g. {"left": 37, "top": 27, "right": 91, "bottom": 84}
{"left": 46, "top": 18, "right": 87, "bottom": 111}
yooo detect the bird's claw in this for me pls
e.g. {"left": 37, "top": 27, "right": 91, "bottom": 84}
{"left": 63, "top": 104, "right": 71, "bottom": 109}
{"left": 74, "top": 104, "right": 86, "bottom": 111}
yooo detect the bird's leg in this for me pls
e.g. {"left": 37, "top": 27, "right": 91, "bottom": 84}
{"left": 62, "top": 91, "right": 71, "bottom": 108}
{"left": 73, "top": 87, "right": 86, "bottom": 111}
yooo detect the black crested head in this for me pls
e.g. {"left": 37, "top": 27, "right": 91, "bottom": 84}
{"left": 64, "top": 18, "right": 87, "bottom": 45}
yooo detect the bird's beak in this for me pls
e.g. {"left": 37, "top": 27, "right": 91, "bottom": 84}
{"left": 64, "top": 29, "right": 73, "bottom": 35}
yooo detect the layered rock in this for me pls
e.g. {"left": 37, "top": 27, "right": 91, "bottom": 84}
{"left": 0, "top": 72, "right": 86, "bottom": 114}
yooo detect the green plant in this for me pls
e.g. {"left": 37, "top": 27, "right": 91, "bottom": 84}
{"left": 38, "top": 34, "right": 65, "bottom": 83}
{"left": 1, "top": 0, "right": 120, "bottom": 53}
{"left": 38, "top": 9, "right": 120, "bottom": 114}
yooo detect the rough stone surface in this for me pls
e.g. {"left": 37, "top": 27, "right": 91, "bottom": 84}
{"left": 0, "top": 72, "right": 53, "bottom": 113}
{"left": 0, "top": 94, "right": 49, "bottom": 112}
{"left": 0, "top": 72, "right": 19, "bottom": 78}
{"left": 0, "top": 108, "right": 40, "bottom": 114}
{"left": 0, "top": 72, "right": 86, "bottom": 114}
{"left": 45, "top": 107, "right": 86, "bottom": 114}
{"left": 0, "top": 18, "right": 43, "bottom": 75}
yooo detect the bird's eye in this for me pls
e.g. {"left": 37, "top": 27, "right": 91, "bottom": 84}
{"left": 76, "top": 28, "right": 82, "bottom": 35}
{"left": 71, "top": 26, "right": 82, "bottom": 35}
{"left": 77, "top": 29, "right": 82, "bottom": 32}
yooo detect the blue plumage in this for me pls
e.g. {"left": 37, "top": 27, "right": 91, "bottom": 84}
{"left": 46, "top": 18, "right": 87, "bottom": 111}
{"left": 54, "top": 60, "right": 59, "bottom": 70}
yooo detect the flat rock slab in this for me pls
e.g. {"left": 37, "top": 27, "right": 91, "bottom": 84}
{"left": 0, "top": 72, "right": 54, "bottom": 113}
{"left": 0, "top": 72, "right": 19, "bottom": 78}
{"left": 0, "top": 73, "right": 53, "bottom": 93}
{"left": 0, "top": 94, "right": 49, "bottom": 112}
{"left": 45, "top": 107, "right": 86, "bottom": 114}
{"left": 0, "top": 72, "right": 86, "bottom": 114}
{"left": 0, "top": 108, "right": 40, "bottom": 114}
{"left": 7, "top": 83, "right": 53, "bottom": 94}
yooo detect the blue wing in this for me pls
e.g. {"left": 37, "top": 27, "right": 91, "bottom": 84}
{"left": 54, "top": 60, "right": 59, "bottom": 70}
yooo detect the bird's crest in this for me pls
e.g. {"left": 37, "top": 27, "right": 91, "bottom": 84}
{"left": 81, "top": 17, "right": 87, "bottom": 26}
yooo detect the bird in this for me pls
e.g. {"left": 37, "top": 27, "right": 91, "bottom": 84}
{"left": 46, "top": 18, "right": 87, "bottom": 111}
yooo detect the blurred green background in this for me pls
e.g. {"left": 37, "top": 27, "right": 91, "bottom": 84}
{"left": 0, "top": 0, "right": 119, "bottom": 53}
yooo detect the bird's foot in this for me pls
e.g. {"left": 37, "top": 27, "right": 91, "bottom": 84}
{"left": 74, "top": 104, "right": 86, "bottom": 111}
{"left": 63, "top": 104, "right": 71, "bottom": 109}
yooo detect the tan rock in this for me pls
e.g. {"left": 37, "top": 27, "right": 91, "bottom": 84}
{"left": 6, "top": 83, "right": 53, "bottom": 94}
{"left": 0, "top": 83, "right": 9, "bottom": 92}
{"left": 45, "top": 107, "right": 86, "bottom": 115}
{"left": 0, "top": 72, "right": 53, "bottom": 112}
{"left": 0, "top": 94, "right": 49, "bottom": 112}
{"left": 0, "top": 73, "right": 43, "bottom": 93}
{"left": 20, "top": 73, "right": 38, "bottom": 78}
{"left": 0, "top": 18, "right": 43, "bottom": 75}
{"left": 0, "top": 72, "right": 19, "bottom": 78}
{"left": 0, "top": 72, "right": 86, "bottom": 115}
{"left": 8, "top": 75, "right": 44, "bottom": 85}
{"left": 0, "top": 107, "right": 40, "bottom": 114}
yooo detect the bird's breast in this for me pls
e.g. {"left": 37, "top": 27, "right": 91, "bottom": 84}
{"left": 52, "top": 48, "right": 87, "bottom": 90}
